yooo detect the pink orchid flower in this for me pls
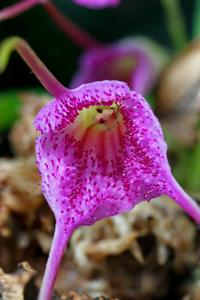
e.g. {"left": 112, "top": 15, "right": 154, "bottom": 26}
{"left": 71, "top": 38, "right": 167, "bottom": 95}
{"left": 73, "top": 0, "right": 120, "bottom": 8}
{"left": 1, "top": 37, "right": 200, "bottom": 300}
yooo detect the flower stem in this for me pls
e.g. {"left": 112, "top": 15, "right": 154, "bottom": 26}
{"left": 161, "top": 0, "right": 188, "bottom": 50}
{"left": 43, "top": 1, "right": 101, "bottom": 49}
{"left": 0, "top": 0, "right": 100, "bottom": 49}
{"left": 38, "top": 222, "right": 74, "bottom": 300}
{"left": 168, "top": 175, "right": 200, "bottom": 224}
{"left": 0, "top": 37, "right": 67, "bottom": 98}
{"left": 0, "top": 0, "right": 41, "bottom": 21}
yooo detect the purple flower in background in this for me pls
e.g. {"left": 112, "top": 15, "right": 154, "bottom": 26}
{"left": 71, "top": 38, "right": 167, "bottom": 95}
{"left": 73, "top": 0, "right": 120, "bottom": 8}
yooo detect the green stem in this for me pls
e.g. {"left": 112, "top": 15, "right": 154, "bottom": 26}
{"left": 193, "top": 0, "right": 200, "bottom": 38}
{"left": 161, "top": 0, "right": 188, "bottom": 50}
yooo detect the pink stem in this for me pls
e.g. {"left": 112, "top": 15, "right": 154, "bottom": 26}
{"left": 15, "top": 38, "right": 67, "bottom": 97}
{"left": 43, "top": 1, "right": 101, "bottom": 49}
{"left": 0, "top": 0, "right": 101, "bottom": 49}
{"left": 167, "top": 175, "right": 200, "bottom": 224}
{"left": 38, "top": 222, "right": 74, "bottom": 300}
{"left": 0, "top": 0, "right": 41, "bottom": 21}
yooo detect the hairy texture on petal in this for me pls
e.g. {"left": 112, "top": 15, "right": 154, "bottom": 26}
{"left": 34, "top": 81, "right": 130, "bottom": 133}
{"left": 71, "top": 38, "right": 164, "bottom": 95}
{"left": 34, "top": 80, "right": 172, "bottom": 230}
{"left": 73, "top": 0, "right": 120, "bottom": 9}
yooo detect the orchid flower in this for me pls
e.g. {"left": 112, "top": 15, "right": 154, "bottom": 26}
{"left": 71, "top": 37, "right": 167, "bottom": 95}
{"left": 1, "top": 37, "right": 200, "bottom": 300}
{"left": 73, "top": 0, "right": 120, "bottom": 8}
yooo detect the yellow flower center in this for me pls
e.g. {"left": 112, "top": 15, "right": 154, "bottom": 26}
{"left": 70, "top": 104, "right": 123, "bottom": 141}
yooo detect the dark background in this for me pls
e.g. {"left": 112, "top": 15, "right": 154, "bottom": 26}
{"left": 0, "top": 0, "right": 195, "bottom": 90}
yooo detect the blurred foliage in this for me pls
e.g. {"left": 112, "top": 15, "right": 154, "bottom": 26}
{"left": 193, "top": 0, "right": 200, "bottom": 37}
{"left": 161, "top": 0, "right": 188, "bottom": 50}
{"left": 0, "top": 89, "right": 45, "bottom": 131}
{"left": 165, "top": 129, "right": 200, "bottom": 195}
{"left": 0, "top": 90, "right": 21, "bottom": 131}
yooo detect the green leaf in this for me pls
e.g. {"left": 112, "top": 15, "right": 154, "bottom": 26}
{"left": 186, "top": 141, "right": 200, "bottom": 193}
{"left": 163, "top": 128, "right": 191, "bottom": 188}
{"left": 0, "top": 90, "right": 21, "bottom": 131}
{"left": 0, "top": 37, "right": 20, "bottom": 73}
{"left": 146, "top": 94, "right": 156, "bottom": 110}
{"left": 161, "top": 0, "right": 188, "bottom": 50}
